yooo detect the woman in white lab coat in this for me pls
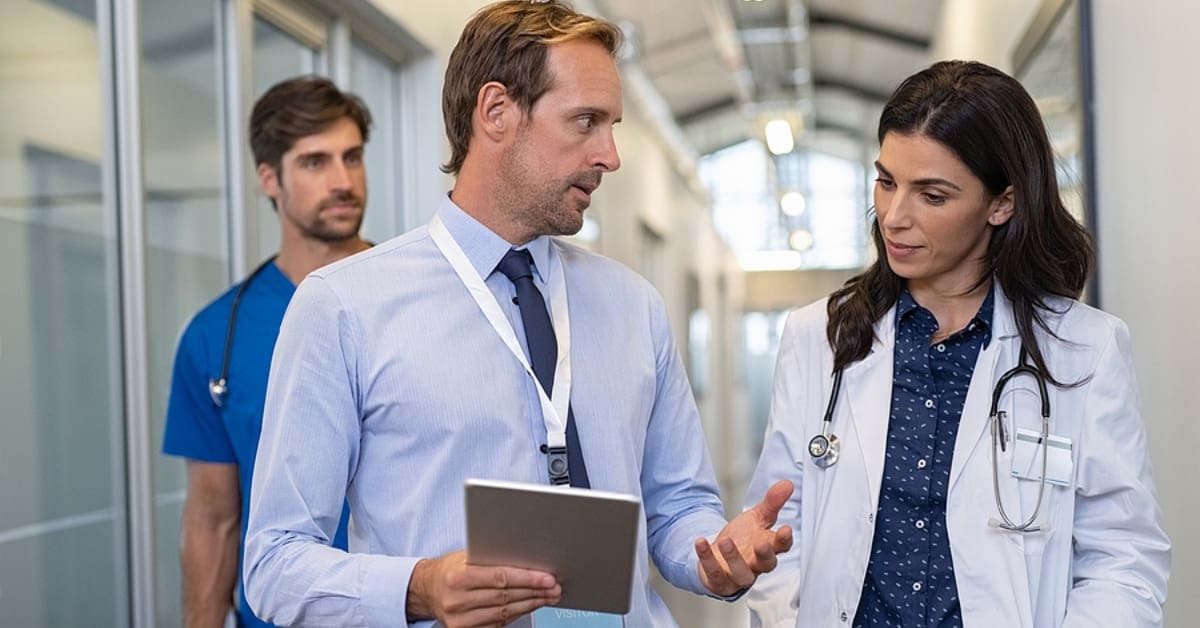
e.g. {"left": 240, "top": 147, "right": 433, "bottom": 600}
{"left": 745, "top": 60, "right": 1170, "bottom": 627}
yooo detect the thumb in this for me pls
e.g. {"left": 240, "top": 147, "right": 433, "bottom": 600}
{"left": 754, "top": 479, "right": 794, "bottom": 525}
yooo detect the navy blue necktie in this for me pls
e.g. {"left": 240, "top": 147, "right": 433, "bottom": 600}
{"left": 496, "top": 248, "right": 590, "bottom": 488}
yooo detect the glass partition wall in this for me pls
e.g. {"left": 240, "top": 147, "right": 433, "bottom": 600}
{"left": 142, "top": 2, "right": 227, "bottom": 625}
{"left": 0, "top": 1, "right": 128, "bottom": 625}
{"left": 251, "top": 15, "right": 320, "bottom": 259}
{"left": 0, "top": 1, "right": 421, "bottom": 625}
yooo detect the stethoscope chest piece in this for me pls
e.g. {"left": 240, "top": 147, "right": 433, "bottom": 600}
{"left": 809, "top": 433, "right": 840, "bottom": 468}
{"left": 808, "top": 344, "right": 1053, "bottom": 533}
{"left": 205, "top": 256, "right": 277, "bottom": 410}
{"left": 208, "top": 377, "right": 228, "bottom": 407}
{"left": 809, "top": 368, "right": 845, "bottom": 468}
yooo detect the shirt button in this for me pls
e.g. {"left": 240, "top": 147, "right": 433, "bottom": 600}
{"left": 917, "top": 458, "right": 927, "bottom": 469}
{"left": 924, "top": 399, "right": 935, "bottom": 409}
{"left": 936, "top": 343, "right": 946, "bottom": 352}
{"left": 840, "top": 611, "right": 848, "bottom": 622}
{"left": 915, "top": 519, "right": 926, "bottom": 529}
{"left": 913, "top": 582, "right": 923, "bottom": 592}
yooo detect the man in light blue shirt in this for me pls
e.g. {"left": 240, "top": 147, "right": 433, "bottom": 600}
{"left": 243, "top": 2, "right": 793, "bottom": 626}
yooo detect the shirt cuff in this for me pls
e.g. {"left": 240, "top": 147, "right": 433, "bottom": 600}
{"left": 358, "top": 554, "right": 421, "bottom": 626}
{"left": 712, "top": 587, "right": 748, "bottom": 602}
{"left": 688, "top": 549, "right": 750, "bottom": 602}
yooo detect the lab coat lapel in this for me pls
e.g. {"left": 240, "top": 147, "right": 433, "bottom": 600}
{"left": 844, "top": 306, "right": 896, "bottom": 504}
{"left": 949, "top": 286, "right": 1019, "bottom": 493}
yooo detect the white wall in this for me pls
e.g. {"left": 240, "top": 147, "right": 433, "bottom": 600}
{"left": 932, "top": 0, "right": 1042, "bottom": 69}
{"left": 933, "top": 2, "right": 1196, "bottom": 624}
{"left": 1091, "top": 4, "right": 1200, "bottom": 625}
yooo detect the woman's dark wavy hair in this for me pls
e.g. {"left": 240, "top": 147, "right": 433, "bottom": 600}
{"left": 826, "top": 60, "right": 1093, "bottom": 385}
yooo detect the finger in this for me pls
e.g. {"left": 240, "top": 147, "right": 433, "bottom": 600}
{"left": 694, "top": 537, "right": 733, "bottom": 593}
{"left": 445, "top": 583, "right": 562, "bottom": 616}
{"left": 454, "top": 592, "right": 559, "bottom": 628}
{"left": 753, "top": 480, "right": 795, "bottom": 525}
{"left": 495, "top": 586, "right": 562, "bottom": 625}
{"left": 773, "top": 524, "right": 794, "bottom": 554}
{"left": 716, "top": 537, "right": 756, "bottom": 589}
{"left": 460, "top": 565, "right": 558, "bottom": 592}
{"left": 442, "top": 567, "right": 557, "bottom": 616}
{"left": 751, "top": 538, "right": 778, "bottom": 574}
{"left": 485, "top": 585, "right": 563, "bottom": 608}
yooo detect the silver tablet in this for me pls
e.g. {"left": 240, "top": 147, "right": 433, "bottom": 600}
{"left": 465, "top": 478, "right": 641, "bottom": 614}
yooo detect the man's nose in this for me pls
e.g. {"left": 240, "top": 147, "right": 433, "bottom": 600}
{"left": 327, "top": 159, "right": 353, "bottom": 190}
{"left": 592, "top": 130, "right": 620, "bottom": 173}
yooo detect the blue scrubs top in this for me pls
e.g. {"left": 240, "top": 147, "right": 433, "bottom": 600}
{"left": 163, "top": 261, "right": 349, "bottom": 628}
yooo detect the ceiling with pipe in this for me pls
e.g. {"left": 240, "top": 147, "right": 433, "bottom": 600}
{"left": 595, "top": 0, "right": 942, "bottom": 160}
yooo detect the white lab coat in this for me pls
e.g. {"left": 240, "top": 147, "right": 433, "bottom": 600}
{"left": 745, "top": 288, "right": 1170, "bottom": 627}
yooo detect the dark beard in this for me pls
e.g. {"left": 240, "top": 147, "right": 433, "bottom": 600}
{"left": 301, "top": 191, "right": 365, "bottom": 242}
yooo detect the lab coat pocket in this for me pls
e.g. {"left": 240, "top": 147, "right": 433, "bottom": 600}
{"left": 994, "top": 387, "right": 1067, "bottom": 555}
{"left": 1013, "top": 478, "right": 1060, "bottom": 556}
{"left": 1013, "top": 434, "right": 1072, "bottom": 556}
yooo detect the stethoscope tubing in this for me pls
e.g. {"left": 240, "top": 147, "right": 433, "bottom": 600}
{"left": 208, "top": 255, "right": 277, "bottom": 407}
{"left": 810, "top": 345, "right": 1053, "bottom": 533}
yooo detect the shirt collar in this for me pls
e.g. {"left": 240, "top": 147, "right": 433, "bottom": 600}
{"left": 896, "top": 288, "right": 922, "bottom": 322}
{"left": 436, "top": 194, "right": 552, "bottom": 283}
{"left": 262, "top": 259, "right": 298, "bottom": 294}
{"left": 975, "top": 282, "right": 996, "bottom": 347}
{"left": 895, "top": 282, "right": 996, "bottom": 346}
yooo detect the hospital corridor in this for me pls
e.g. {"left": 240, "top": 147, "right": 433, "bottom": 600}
{"left": 0, "top": 0, "right": 1195, "bottom": 626}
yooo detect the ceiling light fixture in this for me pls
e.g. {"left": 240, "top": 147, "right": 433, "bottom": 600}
{"left": 780, "top": 191, "right": 806, "bottom": 216}
{"left": 788, "top": 229, "right": 815, "bottom": 252}
{"left": 739, "top": 250, "right": 803, "bottom": 272}
{"left": 764, "top": 118, "right": 794, "bottom": 155}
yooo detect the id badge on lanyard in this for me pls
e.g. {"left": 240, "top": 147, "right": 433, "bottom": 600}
{"left": 429, "top": 216, "right": 574, "bottom": 473}
{"left": 532, "top": 608, "right": 625, "bottom": 627}
{"left": 433, "top": 218, "right": 624, "bottom": 624}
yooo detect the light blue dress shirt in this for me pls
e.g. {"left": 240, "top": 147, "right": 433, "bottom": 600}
{"left": 244, "top": 197, "right": 728, "bottom": 627}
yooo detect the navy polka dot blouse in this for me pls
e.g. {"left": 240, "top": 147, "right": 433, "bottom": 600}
{"left": 854, "top": 286, "right": 994, "bottom": 628}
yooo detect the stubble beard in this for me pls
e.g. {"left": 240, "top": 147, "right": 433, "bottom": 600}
{"left": 307, "top": 212, "right": 363, "bottom": 243}
{"left": 285, "top": 192, "right": 365, "bottom": 244}
{"left": 529, "top": 184, "right": 586, "bottom": 238}
{"left": 497, "top": 141, "right": 594, "bottom": 239}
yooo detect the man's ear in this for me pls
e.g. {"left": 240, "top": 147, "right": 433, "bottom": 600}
{"left": 988, "top": 185, "right": 1015, "bottom": 226}
{"left": 475, "top": 81, "right": 515, "bottom": 143}
{"left": 257, "top": 162, "right": 281, "bottom": 205}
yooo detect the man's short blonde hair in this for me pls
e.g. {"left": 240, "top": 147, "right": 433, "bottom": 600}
{"left": 441, "top": 0, "right": 623, "bottom": 175}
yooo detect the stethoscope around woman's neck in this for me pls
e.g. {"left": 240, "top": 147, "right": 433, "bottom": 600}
{"left": 987, "top": 346, "right": 1052, "bottom": 533}
{"left": 807, "top": 369, "right": 844, "bottom": 468}
{"left": 807, "top": 345, "right": 1054, "bottom": 534}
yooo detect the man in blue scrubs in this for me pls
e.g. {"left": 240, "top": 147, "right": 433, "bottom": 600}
{"left": 162, "top": 76, "right": 373, "bottom": 628}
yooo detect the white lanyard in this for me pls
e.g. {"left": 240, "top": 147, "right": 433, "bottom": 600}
{"left": 429, "top": 215, "right": 573, "bottom": 451}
